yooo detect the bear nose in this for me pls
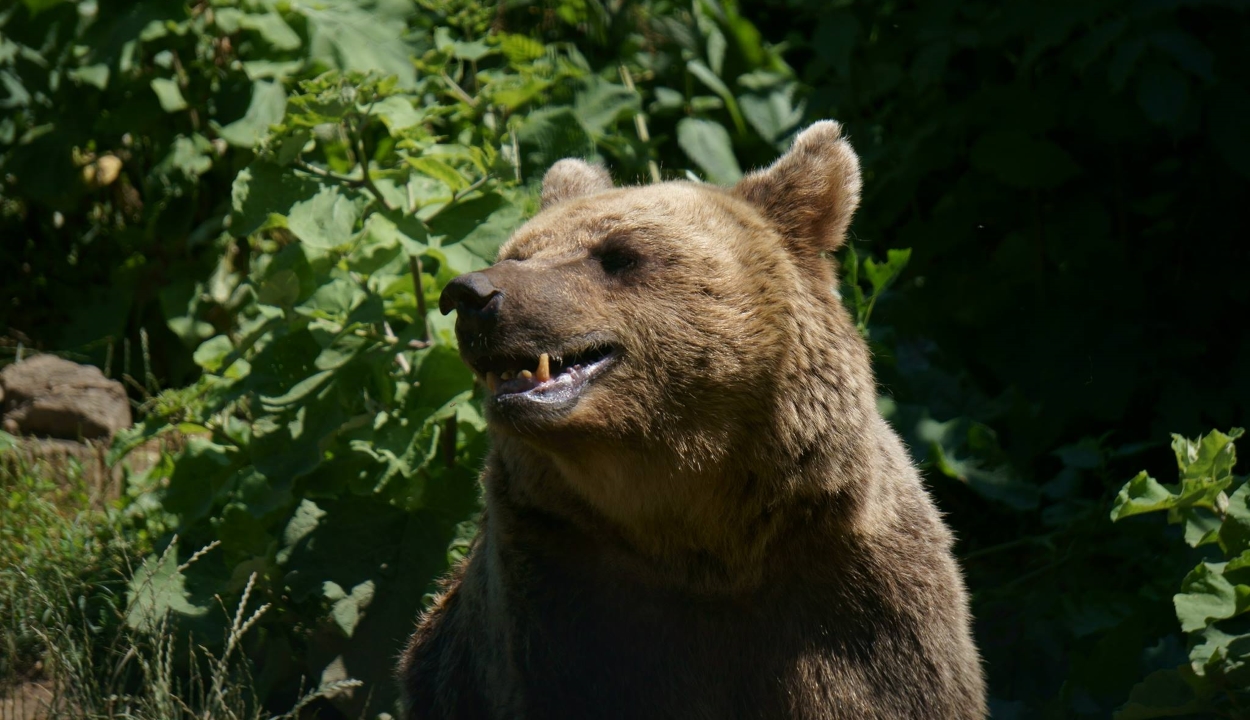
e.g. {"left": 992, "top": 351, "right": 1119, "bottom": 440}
{"left": 439, "top": 272, "right": 502, "bottom": 316}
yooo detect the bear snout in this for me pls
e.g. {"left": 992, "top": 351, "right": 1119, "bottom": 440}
{"left": 439, "top": 271, "right": 502, "bottom": 316}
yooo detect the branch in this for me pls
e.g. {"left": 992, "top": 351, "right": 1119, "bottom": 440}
{"left": 441, "top": 71, "right": 478, "bottom": 107}
{"left": 409, "top": 255, "right": 429, "bottom": 342}
{"left": 292, "top": 159, "right": 365, "bottom": 187}
{"left": 353, "top": 117, "right": 393, "bottom": 212}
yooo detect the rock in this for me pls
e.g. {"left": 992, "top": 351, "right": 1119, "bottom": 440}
{"left": 0, "top": 355, "right": 132, "bottom": 440}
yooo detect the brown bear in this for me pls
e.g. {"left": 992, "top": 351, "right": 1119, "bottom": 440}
{"left": 400, "top": 122, "right": 987, "bottom": 719}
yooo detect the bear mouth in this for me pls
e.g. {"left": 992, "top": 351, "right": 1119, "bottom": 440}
{"left": 471, "top": 341, "right": 619, "bottom": 408}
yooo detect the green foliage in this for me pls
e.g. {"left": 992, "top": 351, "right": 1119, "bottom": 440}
{"left": 0, "top": 436, "right": 132, "bottom": 687}
{"left": 3, "top": 0, "right": 1248, "bottom": 718}
{"left": 1112, "top": 429, "right": 1250, "bottom": 718}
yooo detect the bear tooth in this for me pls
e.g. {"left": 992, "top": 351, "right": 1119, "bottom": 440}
{"left": 486, "top": 372, "right": 499, "bottom": 392}
{"left": 501, "top": 370, "right": 514, "bottom": 381}
{"left": 536, "top": 353, "right": 551, "bottom": 382}
{"left": 519, "top": 369, "right": 533, "bottom": 379}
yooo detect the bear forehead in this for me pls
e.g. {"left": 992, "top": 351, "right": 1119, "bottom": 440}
{"left": 500, "top": 182, "right": 774, "bottom": 263}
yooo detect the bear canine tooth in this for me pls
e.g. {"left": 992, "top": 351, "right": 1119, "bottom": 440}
{"left": 486, "top": 372, "right": 499, "bottom": 392}
{"left": 536, "top": 353, "right": 551, "bottom": 382}
{"left": 519, "top": 369, "right": 533, "bottom": 379}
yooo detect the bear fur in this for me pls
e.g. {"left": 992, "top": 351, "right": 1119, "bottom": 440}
{"left": 400, "top": 122, "right": 987, "bottom": 719}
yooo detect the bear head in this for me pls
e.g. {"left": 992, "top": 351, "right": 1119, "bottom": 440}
{"left": 439, "top": 121, "right": 872, "bottom": 546}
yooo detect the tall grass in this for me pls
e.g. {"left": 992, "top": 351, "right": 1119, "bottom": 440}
{"left": 0, "top": 441, "right": 361, "bottom": 720}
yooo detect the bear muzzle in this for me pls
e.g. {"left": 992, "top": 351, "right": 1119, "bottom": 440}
{"left": 439, "top": 267, "right": 622, "bottom": 420}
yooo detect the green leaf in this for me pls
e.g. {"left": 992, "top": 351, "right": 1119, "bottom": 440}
{"left": 408, "top": 156, "right": 468, "bottom": 193}
{"left": 287, "top": 186, "right": 362, "bottom": 249}
{"left": 194, "top": 335, "right": 234, "bottom": 373}
{"left": 278, "top": 499, "right": 327, "bottom": 564}
{"left": 863, "top": 248, "right": 911, "bottom": 294}
{"left": 302, "top": 0, "right": 416, "bottom": 88}
{"left": 324, "top": 579, "right": 376, "bottom": 637}
{"left": 231, "top": 161, "right": 323, "bottom": 235}
{"left": 516, "top": 106, "right": 596, "bottom": 177}
{"left": 240, "top": 11, "right": 302, "bottom": 51}
{"left": 677, "top": 117, "right": 742, "bottom": 185}
{"left": 1222, "top": 482, "right": 1250, "bottom": 555}
{"left": 162, "top": 437, "right": 236, "bottom": 524}
{"left": 150, "top": 77, "right": 188, "bottom": 112}
{"left": 1114, "top": 668, "right": 1209, "bottom": 719}
{"left": 686, "top": 59, "right": 745, "bottom": 134}
{"left": 739, "top": 84, "right": 804, "bottom": 144}
{"left": 1174, "top": 562, "right": 1250, "bottom": 633}
{"left": 217, "top": 80, "right": 287, "bottom": 148}
{"left": 573, "top": 79, "right": 639, "bottom": 137}
{"left": 126, "top": 544, "right": 211, "bottom": 634}
{"left": 371, "top": 96, "right": 424, "bottom": 133}
{"left": 1111, "top": 471, "right": 1180, "bottom": 520}
{"left": 1173, "top": 428, "right": 1243, "bottom": 485}
{"left": 67, "top": 64, "right": 109, "bottom": 90}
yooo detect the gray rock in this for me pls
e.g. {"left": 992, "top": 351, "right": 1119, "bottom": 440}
{"left": 0, "top": 355, "right": 132, "bottom": 440}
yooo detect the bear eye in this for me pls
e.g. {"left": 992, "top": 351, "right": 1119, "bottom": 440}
{"left": 594, "top": 240, "right": 640, "bottom": 276}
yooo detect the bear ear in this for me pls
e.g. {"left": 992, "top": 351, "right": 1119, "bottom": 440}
{"left": 733, "top": 121, "right": 862, "bottom": 255}
{"left": 541, "top": 159, "right": 614, "bottom": 210}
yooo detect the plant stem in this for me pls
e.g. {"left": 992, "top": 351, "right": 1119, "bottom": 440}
{"left": 409, "top": 255, "right": 429, "bottom": 342}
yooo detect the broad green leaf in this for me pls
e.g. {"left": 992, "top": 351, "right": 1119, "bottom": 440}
{"left": 303, "top": 0, "right": 416, "bottom": 88}
{"left": 1222, "top": 482, "right": 1250, "bottom": 555}
{"left": 278, "top": 499, "right": 326, "bottom": 564}
{"left": 217, "top": 80, "right": 287, "bottom": 148}
{"left": 1111, "top": 471, "right": 1182, "bottom": 520}
{"left": 863, "top": 248, "right": 912, "bottom": 294}
{"left": 155, "top": 135, "right": 214, "bottom": 180}
{"left": 1174, "top": 562, "right": 1250, "bottom": 633}
{"left": 1173, "top": 428, "right": 1243, "bottom": 484}
{"left": 677, "top": 117, "right": 742, "bottom": 185}
{"left": 231, "top": 161, "right": 323, "bottom": 235}
{"left": 1177, "top": 506, "right": 1222, "bottom": 548}
{"left": 295, "top": 277, "right": 366, "bottom": 321}
{"left": 194, "top": 335, "right": 234, "bottom": 373}
{"left": 1114, "top": 668, "right": 1209, "bottom": 719}
{"left": 573, "top": 79, "right": 639, "bottom": 137}
{"left": 324, "top": 580, "right": 376, "bottom": 637}
{"left": 240, "top": 11, "right": 302, "bottom": 51}
{"left": 261, "top": 369, "right": 334, "bottom": 407}
{"left": 67, "top": 64, "right": 109, "bottom": 89}
{"left": 287, "top": 186, "right": 362, "bottom": 249}
{"left": 408, "top": 156, "right": 468, "bottom": 192}
{"left": 150, "top": 77, "right": 188, "bottom": 112}
{"left": 126, "top": 544, "right": 210, "bottom": 634}
{"left": 516, "top": 106, "right": 596, "bottom": 177}
{"left": 740, "top": 85, "right": 804, "bottom": 144}
{"left": 371, "top": 95, "right": 423, "bottom": 132}
{"left": 162, "top": 437, "right": 236, "bottom": 524}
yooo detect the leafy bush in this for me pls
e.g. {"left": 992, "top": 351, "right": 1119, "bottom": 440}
{"left": 4, "top": 0, "right": 1248, "bottom": 718}
{"left": 1111, "top": 428, "right": 1250, "bottom": 717}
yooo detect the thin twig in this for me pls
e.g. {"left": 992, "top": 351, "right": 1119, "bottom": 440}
{"left": 353, "top": 117, "right": 393, "bottom": 212}
{"left": 619, "top": 64, "right": 661, "bottom": 184}
{"left": 383, "top": 321, "right": 411, "bottom": 374}
{"left": 441, "top": 71, "right": 478, "bottom": 107}
{"left": 292, "top": 159, "right": 365, "bottom": 187}
{"left": 409, "top": 255, "right": 429, "bottom": 342}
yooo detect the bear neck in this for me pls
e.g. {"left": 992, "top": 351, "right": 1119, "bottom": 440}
{"left": 483, "top": 306, "right": 887, "bottom": 593}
